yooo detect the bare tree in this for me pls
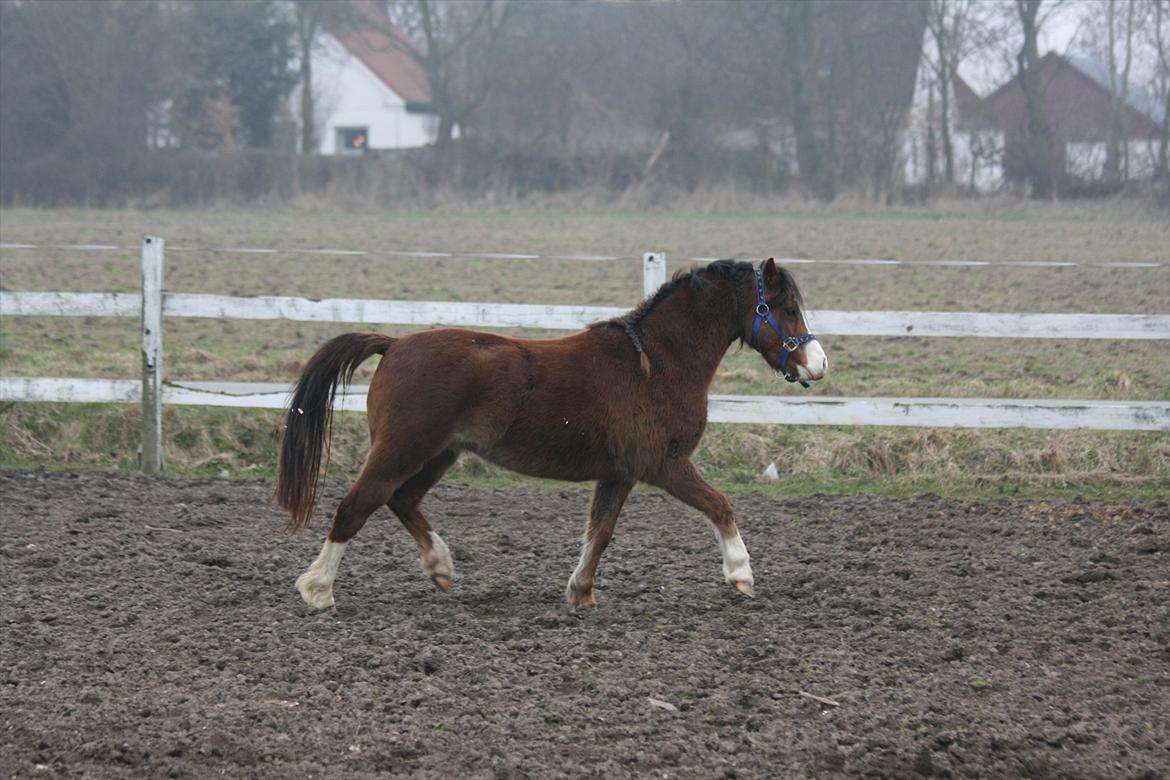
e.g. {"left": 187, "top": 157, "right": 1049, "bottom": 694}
{"left": 172, "top": 0, "right": 295, "bottom": 149}
{"left": 783, "top": 1, "right": 837, "bottom": 199}
{"left": 374, "top": 0, "right": 512, "bottom": 178}
{"left": 294, "top": 1, "right": 324, "bottom": 155}
{"left": 923, "top": 0, "right": 1002, "bottom": 185}
{"left": 732, "top": 0, "right": 836, "bottom": 199}
{"left": 291, "top": 0, "right": 361, "bottom": 155}
{"left": 0, "top": 0, "right": 174, "bottom": 202}
{"left": 1104, "top": 0, "right": 1138, "bottom": 182}
{"left": 1014, "top": 0, "right": 1063, "bottom": 198}
{"left": 1147, "top": 0, "right": 1170, "bottom": 179}
{"left": 730, "top": 0, "right": 926, "bottom": 200}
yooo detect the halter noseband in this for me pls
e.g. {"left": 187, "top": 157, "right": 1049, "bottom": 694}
{"left": 749, "top": 267, "right": 816, "bottom": 388}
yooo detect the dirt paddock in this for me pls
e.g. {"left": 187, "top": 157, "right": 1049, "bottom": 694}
{"left": 1, "top": 469, "right": 1167, "bottom": 779}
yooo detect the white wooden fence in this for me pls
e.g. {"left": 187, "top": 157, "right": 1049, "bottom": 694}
{"left": 2, "top": 238, "right": 1168, "bottom": 473}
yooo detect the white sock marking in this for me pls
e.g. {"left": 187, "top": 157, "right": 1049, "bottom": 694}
{"left": 296, "top": 540, "right": 347, "bottom": 609}
{"left": 567, "top": 539, "right": 597, "bottom": 596}
{"left": 719, "top": 532, "right": 754, "bottom": 586}
{"left": 420, "top": 531, "right": 453, "bottom": 579}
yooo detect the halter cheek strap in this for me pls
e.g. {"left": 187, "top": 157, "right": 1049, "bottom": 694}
{"left": 749, "top": 267, "right": 816, "bottom": 387}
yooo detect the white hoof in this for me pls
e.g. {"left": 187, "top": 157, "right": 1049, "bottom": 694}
{"left": 566, "top": 575, "right": 596, "bottom": 606}
{"left": 297, "top": 570, "right": 335, "bottom": 609}
{"left": 719, "top": 532, "right": 755, "bottom": 587}
{"left": 420, "top": 532, "right": 454, "bottom": 581}
{"left": 297, "top": 540, "right": 346, "bottom": 609}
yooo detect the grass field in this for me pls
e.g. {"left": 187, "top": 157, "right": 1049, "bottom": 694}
{"left": 2, "top": 198, "right": 1168, "bottom": 499}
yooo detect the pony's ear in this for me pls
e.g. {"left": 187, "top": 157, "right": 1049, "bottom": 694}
{"left": 762, "top": 257, "right": 782, "bottom": 295}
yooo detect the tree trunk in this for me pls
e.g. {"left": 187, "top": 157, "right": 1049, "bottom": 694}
{"left": 1016, "top": 0, "right": 1057, "bottom": 199}
{"left": 1104, "top": 0, "right": 1135, "bottom": 183}
{"left": 1105, "top": 0, "right": 1120, "bottom": 182}
{"left": 926, "top": 81, "right": 938, "bottom": 190}
{"left": 430, "top": 110, "right": 456, "bottom": 185}
{"left": 939, "top": 59, "right": 955, "bottom": 184}
{"left": 1158, "top": 0, "right": 1170, "bottom": 180}
{"left": 299, "top": 50, "right": 315, "bottom": 154}
{"left": 1161, "top": 81, "right": 1170, "bottom": 180}
{"left": 1119, "top": 0, "right": 1135, "bottom": 181}
{"left": 784, "top": 1, "right": 834, "bottom": 200}
{"left": 296, "top": 5, "right": 319, "bottom": 156}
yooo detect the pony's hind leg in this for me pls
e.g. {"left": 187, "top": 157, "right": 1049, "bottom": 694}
{"left": 566, "top": 479, "right": 634, "bottom": 606}
{"left": 648, "top": 459, "right": 755, "bottom": 597}
{"left": 387, "top": 449, "right": 460, "bottom": 590}
{"left": 296, "top": 457, "right": 408, "bottom": 609}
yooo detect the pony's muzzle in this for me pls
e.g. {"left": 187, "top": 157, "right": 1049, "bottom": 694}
{"left": 794, "top": 341, "right": 828, "bottom": 382}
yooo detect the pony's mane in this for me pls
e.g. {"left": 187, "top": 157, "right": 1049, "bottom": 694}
{"left": 592, "top": 258, "right": 805, "bottom": 373}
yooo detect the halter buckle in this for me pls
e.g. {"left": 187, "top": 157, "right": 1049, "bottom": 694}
{"left": 783, "top": 337, "right": 800, "bottom": 352}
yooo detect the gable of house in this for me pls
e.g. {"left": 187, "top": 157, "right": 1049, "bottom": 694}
{"left": 324, "top": 1, "right": 431, "bottom": 108}
{"left": 1064, "top": 55, "right": 1162, "bottom": 128}
{"left": 983, "top": 51, "right": 1160, "bottom": 143}
{"left": 953, "top": 75, "right": 998, "bottom": 132}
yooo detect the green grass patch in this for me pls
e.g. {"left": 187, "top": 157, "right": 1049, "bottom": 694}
{"left": 2, "top": 404, "right": 1165, "bottom": 502}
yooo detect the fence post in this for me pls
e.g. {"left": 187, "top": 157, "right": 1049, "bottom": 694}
{"left": 642, "top": 252, "right": 666, "bottom": 299}
{"left": 141, "top": 236, "right": 164, "bottom": 474}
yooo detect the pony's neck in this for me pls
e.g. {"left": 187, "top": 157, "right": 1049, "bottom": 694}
{"left": 638, "top": 277, "right": 738, "bottom": 385}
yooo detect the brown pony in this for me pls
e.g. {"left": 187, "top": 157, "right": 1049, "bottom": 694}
{"left": 275, "top": 258, "right": 827, "bottom": 608}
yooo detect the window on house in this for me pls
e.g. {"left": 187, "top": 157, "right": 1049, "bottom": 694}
{"left": 337, "top": 127, "right": 369, "bottom": 155}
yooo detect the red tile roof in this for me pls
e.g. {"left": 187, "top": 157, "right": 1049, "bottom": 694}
{"left": 983, "top": 51, "right": 1160, "bottom": 141}
{"left": 326, "top": 0, "right": 431, "bottom": 104}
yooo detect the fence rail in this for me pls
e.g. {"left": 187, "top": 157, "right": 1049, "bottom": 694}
{"left": 2, "top": 377, "right": 1165, "bottom": 432}
{"left": 4, "top": 290, "right": 1167, "bottom": 339}
{"left": 1, "top": 239, "right": 1168, "bottom": 472}
{"left": 3, "top": 241, "right": 1166, "bottom": 269}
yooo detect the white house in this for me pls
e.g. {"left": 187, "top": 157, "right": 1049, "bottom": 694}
{"left": 904, "top": 53, "right": 1166, "bottom": 192}
{"left": 904, "top": 69, "right": 1006, "bottom": 194}
{"left": 299, "top": 10, "right": 438, "bottom": 155}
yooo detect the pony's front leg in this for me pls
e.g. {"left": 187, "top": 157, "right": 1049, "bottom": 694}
{"left": 297, "top": 540, "right": 347, "bottom": 609}
{"left": 566, "top": 479, "right": 634, "bottom": 606}
{"left": 647, "top": 459, "right": 755, "bottom": 597}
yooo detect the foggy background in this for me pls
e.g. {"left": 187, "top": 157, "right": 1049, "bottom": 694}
{"left": 1, "top": 0, "right": 1167, "bottom": 206}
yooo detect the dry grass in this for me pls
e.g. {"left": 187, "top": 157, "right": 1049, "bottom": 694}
{"left": 2, "top": 319, "right": 1165, "bottom": 402}
{"left": 2, "top": 200, "right": 1168, "bottom": 310}
{"left": 4, "top": 404, "right": 1164, "bottom": 500}
{"left": 1, "top": 199, "right": 1167, "bottom": 498}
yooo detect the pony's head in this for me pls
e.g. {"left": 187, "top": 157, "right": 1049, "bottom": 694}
{"left": 739, "top": 258, "right": 827, "bottom": 384}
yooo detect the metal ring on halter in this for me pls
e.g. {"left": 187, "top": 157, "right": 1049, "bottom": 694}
{"left": 756, "top": 303, "right": 769, "bottom": 315}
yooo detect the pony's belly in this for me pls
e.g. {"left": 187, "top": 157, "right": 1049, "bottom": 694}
{"left": 469, "top": 436, "right": 630, "bottom": 483}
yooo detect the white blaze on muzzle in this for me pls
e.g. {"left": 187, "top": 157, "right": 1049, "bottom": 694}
{"left": 797, "top": 339, "right": 828, "bottom": 382}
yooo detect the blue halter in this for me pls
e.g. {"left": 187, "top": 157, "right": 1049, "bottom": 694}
{"left": 749, "top": 267, "right": 816, "bottom": 387}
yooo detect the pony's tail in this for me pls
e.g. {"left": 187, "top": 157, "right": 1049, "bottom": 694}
{"left": 275, "top": 332, "right": 395, "bottom": 532}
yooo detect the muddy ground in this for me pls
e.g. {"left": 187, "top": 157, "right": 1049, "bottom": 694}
{"left": 1, "top": 470, "right": 1167, "bottom": 779}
